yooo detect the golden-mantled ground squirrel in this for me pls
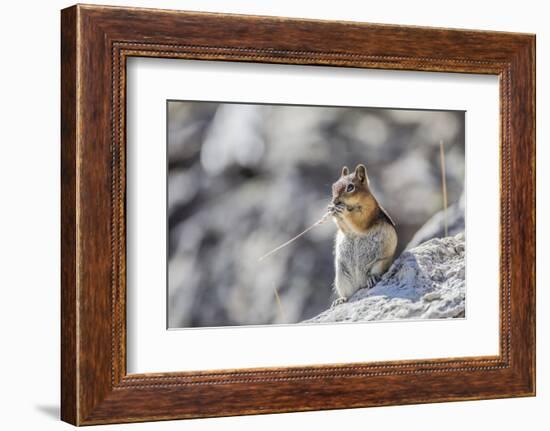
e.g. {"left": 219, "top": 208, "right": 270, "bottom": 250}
{"left": 328, "top": 164, "right": 398, "bottom": 307}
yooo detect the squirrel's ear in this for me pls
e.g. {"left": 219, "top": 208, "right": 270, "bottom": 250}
{"left": 341, "top": 166, "right": 349, "bottom": 177}
{"left": 354, "top": 164, "right": 367, "bottom": 183}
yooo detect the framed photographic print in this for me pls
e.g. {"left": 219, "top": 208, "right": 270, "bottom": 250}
{"left": 61, "top": 4, "right": 535, "bottom": 425}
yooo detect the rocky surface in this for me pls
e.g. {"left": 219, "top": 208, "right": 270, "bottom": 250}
{"left": 304, "top": 233, "right": 465, "bottom": 323}
{"left": 406, "top": 193, "right": 465, "bottom": 250}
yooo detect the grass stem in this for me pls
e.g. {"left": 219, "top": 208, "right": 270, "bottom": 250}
{"left": 439, "top": 140, "right": 448, "bottom": 237}
{"left": 273, "top": 287, "right": 286, "bottom": 323}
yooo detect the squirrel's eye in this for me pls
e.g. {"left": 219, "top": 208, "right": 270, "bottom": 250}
{"left": 346, "top": 184, "right": 355, "bottom": 193}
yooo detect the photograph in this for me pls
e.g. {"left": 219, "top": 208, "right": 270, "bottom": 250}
{"left": 167, "top": 101, "right": 466, "bottom": 328}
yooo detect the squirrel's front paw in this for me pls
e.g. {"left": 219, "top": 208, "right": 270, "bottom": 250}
{"left": 328, "top": 203, "right": 345, "bottom": 215}
{"left": 363, "top": 275, "right": 380, "bottom": 290}
{"left": 331, "top": 297, "right": 348, "bottom": 308}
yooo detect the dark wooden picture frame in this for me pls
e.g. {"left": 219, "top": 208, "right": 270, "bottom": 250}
{"left": 61, "top": 4, "right": 535, "bottom": 426}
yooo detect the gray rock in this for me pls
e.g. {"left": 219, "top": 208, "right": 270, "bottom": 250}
{"left": 304, "top": 232, "right": 465, "bottom": 323}
{"left": 406, "top": 193, "right": 465, "bottom": 250}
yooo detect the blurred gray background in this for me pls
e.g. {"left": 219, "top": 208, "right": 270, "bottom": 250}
{"left": 167, "top": 101, "right": 465, "bottom": 328}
